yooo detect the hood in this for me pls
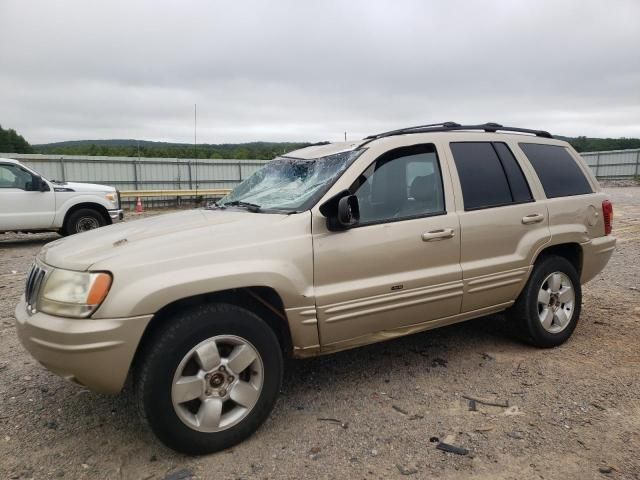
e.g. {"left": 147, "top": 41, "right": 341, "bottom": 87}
{"left": 54, "top": 181, "right": 116, "bottom": 193}
{"left": 41, "top": 208, "right": 307, "bottom": 271}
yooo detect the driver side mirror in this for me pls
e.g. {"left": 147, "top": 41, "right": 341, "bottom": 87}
{"left": 319, "top": 189, "right": 360, "bottom": 231}
{"left": 29, "top": 174, "right": 49, "bottom": 192}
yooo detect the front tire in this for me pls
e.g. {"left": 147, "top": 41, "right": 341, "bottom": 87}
{"left": 62, "top": 208, "right": 106, "bottom": 235}
{"left": 509, "top": 255, "right": 582, "bottom": 347}
{"left": 135, "top": 303, "right": 283, "bottom": 455}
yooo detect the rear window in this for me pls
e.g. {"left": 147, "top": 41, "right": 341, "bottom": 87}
{"left": 450, "top": 142, "right": 532, "bottom": 210}
{"left": 519, "top": 143, "right": 592, "bottom": 198}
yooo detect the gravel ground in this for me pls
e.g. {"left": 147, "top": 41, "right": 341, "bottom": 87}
{"left": 1, "top": 190, "right": 639, "bottom": 480}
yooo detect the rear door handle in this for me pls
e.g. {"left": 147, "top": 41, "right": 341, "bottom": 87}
{"left": 522, "top": 213, "right": 545, "bottom": 225}
{"left": 422, "top": 228, "right": 455, "bottom": 241}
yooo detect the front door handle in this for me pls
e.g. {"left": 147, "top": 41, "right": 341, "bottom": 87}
{"left": 522, "top": 213, "right": 545, "bottom": 225}
{"left": 422, "top": 228, "right": 455, "bottom": 242}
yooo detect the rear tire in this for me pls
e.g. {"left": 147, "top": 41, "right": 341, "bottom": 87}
{"left": 135, "top": 303, "right": 283, "bottom": 455}
{"left": 508, "top": 255, "right": 581, "bottom": 347}
{"left": 62, "top": 208, "right": 106, "bottom": 235}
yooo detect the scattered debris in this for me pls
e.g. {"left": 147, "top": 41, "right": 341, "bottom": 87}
{"left": 473, "top": 427, "right": 494, "bottom": 433}
{"left": 396, "top": 464, "right": 418, "bottom": 475}
{"left": 468, "top": 399, "right": 477, "bottom": 411}
{"left": 506, "top": 431, "right": 524, "bottom": 440}
{"left": 480, "top": 352, "right": 495, "bottom": 361}
{"left": 436, "top": 441, "right": 469, "bottom": 456}
{"left": 429, "top": 436, "right": 439, "bottom": 443}
{"left": 591, "top": 402, "right": 606, "bottom": 411}
{"left": 594, "top": 321, "right": 611, "bottom": 326}
{"left": 462, "top": 395, "right": 509, "bottom": 408}
{"left": 503, "top": 406, "right": 524, "bottom": 416}
{"left": 392, "top": 405, "right": 409, "bottom": 415}
{"left": 163, "top": 469, "right": 194, "bottom": 480}
{"left": 598, "top": 466, "right": 613, "bottom": 474}
{"left": 432, "top": 357, "right": 448, "bottom": 368}
{"left": 317, "top": 417, "right": 348, "bottom": 429}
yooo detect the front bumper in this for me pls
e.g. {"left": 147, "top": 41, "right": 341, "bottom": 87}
{"left": 109, "top": 209, "right": 124, "bottom": 223}
{"left": 15, "top": 295, "right": 152, "bottom": 394}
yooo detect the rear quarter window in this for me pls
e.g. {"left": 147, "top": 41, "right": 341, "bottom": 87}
{"left": 519, "top": 143, "right": 592, "bottom": 198}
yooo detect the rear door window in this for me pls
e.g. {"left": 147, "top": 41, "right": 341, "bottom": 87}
{"left": 450, "top": 142, "right": 532, "bottom": 210}
{"left": 493, "top": 142, "right": 533, "bottom": 203}
{"left": 519, "top": 143, "right": 592, "bottom": 198}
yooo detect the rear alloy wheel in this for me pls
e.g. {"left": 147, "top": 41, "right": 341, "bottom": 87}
{"left": 509, "top": 255, "right": 582, "bottom": 347}
{"left": 136, "top": 303, "right": 283, "bottom": 455}
{"left": 536, "top": 272, "right": 576, "bottom": 334}
{"left": 63, "top": 208, "right": 106, "bottom": 235}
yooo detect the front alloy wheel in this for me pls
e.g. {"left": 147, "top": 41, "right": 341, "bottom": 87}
{"left": 171, "top": 335, "right": 264, "bottom": 433}
{"left": 136, "top": 303, "right": 283, "bottom": 455}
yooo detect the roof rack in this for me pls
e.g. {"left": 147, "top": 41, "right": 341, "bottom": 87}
{"left": 360, "top": 122, "right": 552, "bottom": 146}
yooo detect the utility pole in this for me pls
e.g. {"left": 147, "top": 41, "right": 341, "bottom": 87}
{"left": 194, "top": 103, "right": 197, "bottom": 195}
{"left": 344, "top": 131, "right": 347, "bottom": 141}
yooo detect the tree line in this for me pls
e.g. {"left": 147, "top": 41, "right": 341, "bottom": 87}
{"left": 2, "top": 124, "right": 639, "bottom": 158}
{"left": 0, "top": 125, "right": 33, "bottom": 153}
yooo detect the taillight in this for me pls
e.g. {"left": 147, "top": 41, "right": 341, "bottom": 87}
{"left": 602, "top": 200, "right": 613, "bottom": 235}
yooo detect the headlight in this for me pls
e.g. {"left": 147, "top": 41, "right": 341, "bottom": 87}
{"left": 105, "top": 192, "right": 118, "bottom": 207}
{"left": 39, "top": 269, "right": 112, "bottom": 318}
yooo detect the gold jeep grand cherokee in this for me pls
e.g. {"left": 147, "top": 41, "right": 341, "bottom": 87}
{"left": 15, "top": 122, "right": 616, "bottom": 454}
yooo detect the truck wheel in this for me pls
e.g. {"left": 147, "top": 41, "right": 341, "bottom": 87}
{"left": 135, "top": 303, "right": 283, "bottom": 455}
{"left": 63, "top": 208, "right": 106, "bottom": 235}
{"left": 509, "top": 255, "right": 582, "bottom": 347}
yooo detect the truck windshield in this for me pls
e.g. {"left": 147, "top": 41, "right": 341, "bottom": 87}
{"left": 218, "top": 150, "right": 362, "bottom": 212}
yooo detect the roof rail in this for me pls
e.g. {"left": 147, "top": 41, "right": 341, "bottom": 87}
{"left": 360, "top": 122, "right": 552, "bottom": 146}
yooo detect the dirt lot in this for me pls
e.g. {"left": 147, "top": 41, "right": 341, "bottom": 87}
{"left": 1, "top": 189, "right": 639, "bottom": 480}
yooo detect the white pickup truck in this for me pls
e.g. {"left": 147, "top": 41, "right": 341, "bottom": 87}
{"left": 0, "top": 157, "right": 123, "bottom": 235}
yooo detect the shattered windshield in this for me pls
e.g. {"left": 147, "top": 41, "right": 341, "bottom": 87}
{"left": 218, "top": 150, "right": 362, "bottom": 212}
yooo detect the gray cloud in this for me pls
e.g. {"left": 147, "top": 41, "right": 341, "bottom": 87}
{"left": 1, "top": 0, "right": 639, "bottom": 144}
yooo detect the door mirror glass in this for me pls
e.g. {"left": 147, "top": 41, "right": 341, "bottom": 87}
{"left": 337, "top": 195, "right": 360, "bottom": 227}
{"left": 319, "top": 189, "right": 360, "bottom": 231}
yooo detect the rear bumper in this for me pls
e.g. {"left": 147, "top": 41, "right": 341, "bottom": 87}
{"left": 15, "top": 295, "right": 152, "bottom": 394}
{"left": 108, "top": 209, "right": 124, "bottom": 223}
{"left": 581, "top": 236, "right": 616, "bottom": 284}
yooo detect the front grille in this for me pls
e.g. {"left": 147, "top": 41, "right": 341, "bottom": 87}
{"left": 25, "top": 263, "right": 47, "bottom": 314}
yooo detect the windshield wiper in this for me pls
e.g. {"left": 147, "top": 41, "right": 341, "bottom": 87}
{"left": 222, "top": 200, "right": 262, "bottom": 212}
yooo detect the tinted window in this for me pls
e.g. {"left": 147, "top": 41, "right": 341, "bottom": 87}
{"left": 519, "top": 143, "right": 592, "bottom": 198}
{"left": 493, "top": 142, "right": 533, "bottom": 203}
{"left": 450, "top": 142, "right": 513, "bottom": 210}
{"left": 353, "top": 144, "right": 444, "bottom": 224}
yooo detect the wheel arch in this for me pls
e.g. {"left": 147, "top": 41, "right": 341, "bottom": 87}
{"left": 130, "top": 286, "right": 293, "bottom": 380}
{"left": 532, "top": 242, "right": 583, "bottom": 276}
{"left": 63, "top": 202, "right": 112, "bottom": 226}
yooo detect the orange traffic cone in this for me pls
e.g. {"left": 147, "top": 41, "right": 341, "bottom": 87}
{"left": 135, "top": 197, "right": 143, "bottom": 214}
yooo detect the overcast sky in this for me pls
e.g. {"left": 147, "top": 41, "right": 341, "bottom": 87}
{"left": 1, "top": 0, "right": 639, "bottom": 144}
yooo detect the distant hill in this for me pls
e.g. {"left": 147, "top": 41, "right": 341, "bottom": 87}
{"left": 32, "top": 139, "right": 316, "bottom": 160}
{"left": 557, "top": 136, "right": 640, "bottom": 153}
{"left": 32, "top": 135, "right": 640, "bottom": 159}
